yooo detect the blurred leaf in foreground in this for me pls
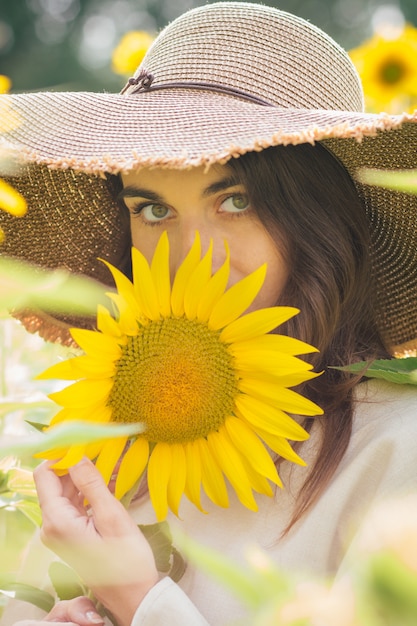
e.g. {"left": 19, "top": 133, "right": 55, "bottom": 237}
{"left": 0, "top": 256, "right": 110, "bottom": 316}
{"left": 357, "top": 168, "right": 417, "bottom": 194}
{"left": 0, "top": 421, "right": 144, "bottom": 456}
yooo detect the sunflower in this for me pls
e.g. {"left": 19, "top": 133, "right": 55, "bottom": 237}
{"left": 0, "top": 77, "right": 27, "bottom": 241}
{"left": 37, "top": 232, "right": 322, "bottom": 520}
{"left": 350, "top": 24, "right": 417, "bottom": 113}
{"left": 112, "top": 30, "right": 155, "bottom": 76}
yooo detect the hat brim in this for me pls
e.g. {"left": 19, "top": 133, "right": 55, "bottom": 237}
{"left": 2, "top": 88, "right": 417, "bottom": 354}
{"left": 2, "top": 89, "right": 417, "bottom": 172}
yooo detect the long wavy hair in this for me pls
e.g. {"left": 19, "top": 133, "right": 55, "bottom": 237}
{"left": 229, "top": 143, "right": 390, "bottom": 531}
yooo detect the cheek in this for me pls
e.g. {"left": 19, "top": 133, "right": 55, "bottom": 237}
{"left": 259, "top": 258, "right": 288, "bottom": 306}
{"left": 228, "top": 230, "right": 288, "bottom": 310}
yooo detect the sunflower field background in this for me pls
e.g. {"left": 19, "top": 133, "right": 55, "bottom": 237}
{"left": 1, "top": 0, "right": 417, "bottom": 623}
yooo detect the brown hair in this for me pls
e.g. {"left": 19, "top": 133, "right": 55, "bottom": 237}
{"left": 230, "top": 144, "right": 390, "bottom": 530}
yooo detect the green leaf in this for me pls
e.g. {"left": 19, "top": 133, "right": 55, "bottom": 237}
{"left": 0, "top": 256, "right": 111, "bottom": 315}
{"left": 6, "top": 467, "right": 37, "bottom": 496}
{"left": 367, "top": 551, "right": 417, "bottom": 622}
{"left": 25, "top": 420, "right": 51, "bottom": 433}
{"left": 138, "top": 521, "right": 173, "bottom": 573}
{"left": 357, "top": 168, "right": 417, "bottom": 195}
{"left": 0, "top": 582, "right": 55, "bottom": 613}
{"left": 0, "top": 401, "right": 53, "bottom": 418}
{"left": 174, "top": 533, "right": 265, "bottom": 609}
{"left": 169, "top": 547, "right": 187, "bottom": 583}
{"left": 0, "top": 420, "right": 145, "bottom": 456}
{"left": 12, "top": 499, "right": 42, "bottom": 527}
{"left": 49, "top": 561, "right": 87, "bottom": 601}
{"left": 332, "top": 357, "right": 417, "bottom": 385}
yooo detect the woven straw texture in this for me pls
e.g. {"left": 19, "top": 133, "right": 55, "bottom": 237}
{"left": 0, "top": 2, "right": 417, "bottom": 353}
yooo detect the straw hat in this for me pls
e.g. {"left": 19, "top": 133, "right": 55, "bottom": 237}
{"left": 1, "top": 1, "right": 417, "bottom": 354}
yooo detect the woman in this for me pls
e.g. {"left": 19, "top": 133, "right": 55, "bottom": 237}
{"left": 1, "top": 2, "right": 417, "bottom": 625}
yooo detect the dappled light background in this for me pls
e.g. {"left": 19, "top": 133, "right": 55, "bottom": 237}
{"left": 0, "top": 0, "right": 417, "bottom": 93}
{"left": 1, "top": 1, "right": 417, "bottom": 621}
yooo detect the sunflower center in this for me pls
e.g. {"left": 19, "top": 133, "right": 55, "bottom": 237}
{"left": 108, "top": 317, "right": 238, "bottom": 443}
{"left": 380, "top": 59, "right": 406, "bottom": 84}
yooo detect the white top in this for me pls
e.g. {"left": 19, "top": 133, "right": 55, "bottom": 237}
{"left": 3, "top": 379, "right": 417, "bottom": 625}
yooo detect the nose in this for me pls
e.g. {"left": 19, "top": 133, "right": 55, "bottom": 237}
{"left": 169, "top": 220, "right": 226, "bottom": 278}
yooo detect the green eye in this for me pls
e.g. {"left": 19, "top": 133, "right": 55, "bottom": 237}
{"left": 232, "top": 194, "right": 249, "bottom": 210}
{"left": 221, "top": 194, "right": 250, "bottom": 213}
{"left": 151, "top": 205, "right": 168, "bottom": 218}
{"left": 142, "top": 204, "right": 170, "bottom": 221}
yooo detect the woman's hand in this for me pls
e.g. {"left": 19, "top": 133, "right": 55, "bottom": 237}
{"left": 13, "top": 596, "right": 104, "bottom": 625}
{"left": 34, "top": 459, "right": 159, "bottom": 626}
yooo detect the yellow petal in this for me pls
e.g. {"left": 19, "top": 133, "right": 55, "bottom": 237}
{"left": 101, "top": 258, "right": 134, "bottom": 301}
{"left": 51, "top": 444, "right": 87, "bottom": 470}
{"left": 37, "top": 355, "right": 115, "bottom": 381}
{"left": 208, "top": 264, "right": 267, "bottom": 330}
{"left": 48, "top": 378, "right": 114, "bottom": 408}
{"left": 207, "top": 429, "right": 258, "bottom": 511}
{"left": 49, "top": 405, "right": 112, "bottom": 426}
{"left": 132, "top": 247, "right": 160, "bottom": 321}
{"left": 106, "top": 292, "right": 140, "bottom": 335}
{"left": 235, "top": 393, "right": 309, "bottom": 441}
{"left": 240, "top": 456, "right": 276, "bottom": 495}
{"left": 167, "top": 443, "right": 186, "bottom": 516}
{"left": 150, "top": 231, "right": 171, "bottom": 317}
{"left": 115, "top": 437, "right": 149, "bottom": 500}
{"left": 148, "top": 443, "right": 172, "bottom": 521}
{"left": 197, "top": 438, "right": 229, "bottom": 508}
{"left": 231, "top": 334, "right": 318, "bottom": 356}
{"left": 237, "top": 369, "right": 321, "bottom": 387}
{"left": 70, "top": 328, "right": 123, "bottom": 359}
{"left": 95, "top": 436, "right": 128, "bottom": 486}
{"left": 0, "top": 179, "right": 27, "bottom": 217}
{"left": 33, "top": 446, "right": 68, "bottom": 460}
{"left": 224, "top": 416, "right": 282, "bottom": 486}
{"left": 101, "top": 259, "right": 143, "bottom": 321}
{"left": 184, "top": 241, "right": 213, "bottom": 320}
{"left": 84, "top": 440, "right": 106, "bottom": 461}
{"left": 220, "top": 307, "right": 299, "bottom": 343}
{"left": 231, "top": 347, "right": 313, "bottom": 377}
{"left": 37, "top": 358, "right": 84, "bottom": 381}
{"left": 97, "top": 304, "right": 123, "bottom": 337}
{"left": 238, "top": 378, "right": 323, "bottom": 416}
{"left": 184, "top": 441, "right": 205, "bottom": 512}
{"left": 196, "top": 245, "right": 230, "bottom": 322}
{"left": 257, "top": 427, "right": 307, "bottom": 466}
{"left": 171, "top": 232, "right": 201, "bottom": 317}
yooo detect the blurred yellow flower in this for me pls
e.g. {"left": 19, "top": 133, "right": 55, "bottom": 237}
{"left": 112, "top": 30, "right": 155, "bottom": 76}
{"left": 0, "top": 75, "right": 11, "bottom": 94}
{"left": 0, "top": 75, "right": 27, "bottom": 241}
{"left": 350, "top": 24, "right": 417, "bottom": 113}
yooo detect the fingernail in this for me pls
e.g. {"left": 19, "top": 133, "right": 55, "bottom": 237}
{"left": 86, "top": 610, "right": 104, "bottom": 624}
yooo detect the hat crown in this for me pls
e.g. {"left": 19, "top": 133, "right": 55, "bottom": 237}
{"left": 131, "top": 2, "right": 364, "bottom": 112}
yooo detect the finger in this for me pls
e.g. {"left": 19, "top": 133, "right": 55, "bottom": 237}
{"left": 46, "top": 597, "right": 104, "bottom": 625}
{"left": 68, "top": 458, "right": 136, "bottom": 536}
{"left": 34, "top": 461, "right": 69, "bottom": 515}
{"left": 34, "top": 462, "right": 86, "bottom": 520}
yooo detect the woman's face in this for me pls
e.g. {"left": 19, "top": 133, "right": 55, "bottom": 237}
{"left": 120, "top": 163, "right": 288, "bottom": 312}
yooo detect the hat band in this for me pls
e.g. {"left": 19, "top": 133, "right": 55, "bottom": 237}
{"left": 121, "top": 69, "right": 273, "bottom": 107}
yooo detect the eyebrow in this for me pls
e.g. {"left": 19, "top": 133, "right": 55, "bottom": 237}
{"left": 117, "top": 175, "right": 242, "bottom": 204}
